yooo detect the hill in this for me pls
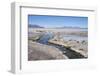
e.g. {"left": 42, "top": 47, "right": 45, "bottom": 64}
{"left": 29, "top": 24, "right": 44, "bottom": 28}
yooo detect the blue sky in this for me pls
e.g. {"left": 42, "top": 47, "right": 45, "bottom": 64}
{"left": 28, "top": 15, "right": 88, "bottom": 28}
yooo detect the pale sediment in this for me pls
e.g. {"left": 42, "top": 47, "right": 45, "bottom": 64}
{"left": 28, "top": 40, "right": 68, "bottom": 61}
{"left": 49, "top": 37, "right": 88, "bottom": 57}
{"left": 28, "top": 28, "right": 88, "bottom": 59}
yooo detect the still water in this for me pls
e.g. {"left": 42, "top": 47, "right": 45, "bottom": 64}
{"left": 62, "top": 35, "right": 87, "bottom": 42}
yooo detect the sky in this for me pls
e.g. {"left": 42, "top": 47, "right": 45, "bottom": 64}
{"left": 28, "top": 15, "right": 88, "bottom": 28}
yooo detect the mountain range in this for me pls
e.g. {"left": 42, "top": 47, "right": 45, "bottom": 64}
{"left": 29, "top": 24, "right": 44, "bottom": 28}
{"left": 29, "top": 24, "right": 87, "bottom": 29}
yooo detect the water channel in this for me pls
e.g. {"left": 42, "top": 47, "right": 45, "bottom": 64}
{"left": 37, "top": 32, "right": 86, "bottom": 59}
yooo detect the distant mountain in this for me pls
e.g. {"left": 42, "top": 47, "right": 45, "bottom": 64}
{"left": 54, "top": 26, "right": 87, "bottom": 29}
{"left": 29, "top": 24, "right": 44, "bottom": 28}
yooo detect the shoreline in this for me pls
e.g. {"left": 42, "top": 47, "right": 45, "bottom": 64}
{"left": 28, "top": 28, "right": 88, "bottom": 60}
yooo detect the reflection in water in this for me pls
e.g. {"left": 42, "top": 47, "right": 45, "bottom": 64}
{"left": 37, "top": 32, "right": 54, "bottom": 44}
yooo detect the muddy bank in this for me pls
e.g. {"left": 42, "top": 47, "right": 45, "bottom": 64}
{"left": 28, "top": 40, "right": 68, "bottom": 61}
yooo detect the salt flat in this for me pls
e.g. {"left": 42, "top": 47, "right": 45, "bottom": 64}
{"left": 28, "top": 27, "right": 88, "bottom": 60}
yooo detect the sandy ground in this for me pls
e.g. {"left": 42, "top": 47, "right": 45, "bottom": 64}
{"left": 28, "top": 40, "right": 68, "bottom": 61}
{"left": 28, "top": 28, "right": 88, "bottom": 60}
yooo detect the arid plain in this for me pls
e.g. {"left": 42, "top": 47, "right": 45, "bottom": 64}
{"left": 28, "top": 28, "right": 88, "bottom": 60}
